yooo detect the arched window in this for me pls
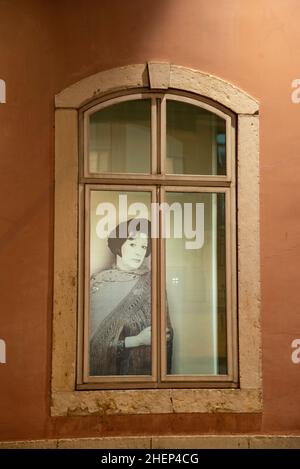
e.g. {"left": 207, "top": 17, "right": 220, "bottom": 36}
{"left": 79, "top": 91, "right": 236, "bottom": 389}
{"left": 52, "top": 64, "right": 260, "bottom": 415}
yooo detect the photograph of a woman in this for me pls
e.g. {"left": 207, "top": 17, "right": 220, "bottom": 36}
{"left": 89, "top": 218, "right": 173, "bottom": 376}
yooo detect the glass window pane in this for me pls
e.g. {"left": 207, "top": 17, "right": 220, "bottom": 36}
{"left": 89, "top": 190, "right": 153, "bottom": 376}
{"left": 166, "top": 100, "right": 226, "bottom": 175}
{"left": 165, "top": 192, "right": 227, "bottom": 375}
{"left": 89, "top": 99, "right": 151, "bottom": 174}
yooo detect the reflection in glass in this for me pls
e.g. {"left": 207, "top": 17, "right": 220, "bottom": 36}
{"left": 165, "top": 192, "right": 227, "bottom": 375}
{"left": 166, "top": 100, "right": 226, "bottom": 175}
{"left": 89, "top": 100, "right": 151, "bottom": 174}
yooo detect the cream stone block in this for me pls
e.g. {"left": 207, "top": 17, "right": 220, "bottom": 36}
{"left": 55, "top": 64, "right": 149, "bottom": 108}
{"left": 152, "top": 436, "right": 248, "bottom": 449}
{"left": 170, "top": 65, "right": 258, "bottom": 114}
{"left": 51, "top": 390, "right": 173, "bottom": 416}
{"left": 52, "top": 110, "right": 78, "bottom": 392}
{"left": 58, "top": 437, "right": 151, "bottom": 449}
{"left": 148, "top": 62, "right": 170, "bottom": 89}
{"left": 0, "top": 440, "right": 57, "bottom": 449}
{"left": 249, "top": 436, "right": 300, "bottom": 449}
{"left": 170, "top": 389, "right": 262, "bottom": 414}
{"left": 237, "top": 115, "right": 261, "bottom": 390}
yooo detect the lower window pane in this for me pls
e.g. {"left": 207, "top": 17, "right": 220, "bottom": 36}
{"left": 88, "top": 190, "right": 152, "bottom": 377}
{"left": 165, "top": 191, "right": 227, "bottom": 375}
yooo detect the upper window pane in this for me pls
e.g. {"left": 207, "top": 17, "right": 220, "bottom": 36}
{"left": 89, "top": 99, "right": 151, "bottom": 174}
{"left": 166, "top": 100, "right": 226, "bottom": 175}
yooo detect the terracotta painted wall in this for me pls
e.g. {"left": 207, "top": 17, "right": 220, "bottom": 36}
{"left": 0, "top": 0, "right": 300, "bottom": 440}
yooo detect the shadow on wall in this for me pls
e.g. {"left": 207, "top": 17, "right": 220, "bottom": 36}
{"left": 53, "top": 0, "right": 193, "bottom": 85}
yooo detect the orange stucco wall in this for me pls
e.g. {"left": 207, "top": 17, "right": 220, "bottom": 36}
{"left": 0, "top": 0, "right": 300, "bottom": 440}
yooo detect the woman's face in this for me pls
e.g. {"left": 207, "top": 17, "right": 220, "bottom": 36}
{"left": 120, "top": 232, "right": 148, "bottom": 270}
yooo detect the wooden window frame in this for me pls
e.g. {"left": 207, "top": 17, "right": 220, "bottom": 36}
{"left": 51, "top": 63, "right": 261, "bottom": 416}
{"left": 79, "top": 184, "right": 158, "bottom": 387}
{"left": 77, "top": 91, "right": 237, "bottom": 389}
{"left": 159, "top": 186, "right": 236, "bottom": 386}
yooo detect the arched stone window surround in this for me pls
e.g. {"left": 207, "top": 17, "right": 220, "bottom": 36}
{"left": 52, "top": 63, "right": 261, "bottom": 416}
